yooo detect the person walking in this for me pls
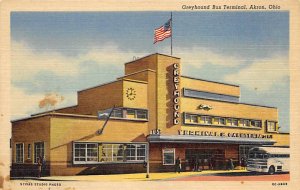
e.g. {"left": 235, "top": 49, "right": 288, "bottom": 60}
{"left": 175, "top": 156, "right": 181, "bottom": 173}
{"left": 197, "top": 158, "right": 202, "bottom": 172}
{"left": 37, "top": 156, "right": 42, "bottom": 178}
{"left": 241, "top": 157, "right": 246, "bottom": 170}
{"left": 229, "top": 158, "right": 234, "bottom": 170}
{"left": 41, "top": 155, "right": 46, "bottom": 176}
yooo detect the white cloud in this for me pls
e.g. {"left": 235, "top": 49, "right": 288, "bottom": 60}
{"left": 164, "top": 46, "right": 241, "bottom": 69}
{"left": 224, "top": 56, "right": 289, "bottom": 92}
{"left": 12, "top": 41, "right": 79, "bottom": 82}
{"left": 11, "top": 41, "right": 146, "bottom": 82}
{"left": 11, "top": 40, "right": 148, "bottom": 119}
{"left": 11, "top": 86, "right": 77, "bottom": 120}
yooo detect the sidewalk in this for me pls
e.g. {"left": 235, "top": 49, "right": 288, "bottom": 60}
{"left": 14, "top": 170, "right": 247, "bottom": 182}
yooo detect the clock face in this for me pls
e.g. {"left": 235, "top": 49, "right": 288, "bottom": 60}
{"left": 126, "top": 87, "right": 136, "bottom": 100}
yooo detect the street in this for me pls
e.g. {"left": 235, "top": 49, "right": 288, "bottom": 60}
{"left": 11, "top": 170, "right": 290, "bottom": 182}
{"left": 170, "top": 171, "right": 290, "bottom": 181}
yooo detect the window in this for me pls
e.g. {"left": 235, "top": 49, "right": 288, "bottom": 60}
{"left": 126, "top": 109, "right": 136, "bottom": 119}
{"left": 73, "top": 142, "right": 147, "bottom": 164}
{"left": 16, "top": 143, "right": 24, "bottom": 163}
{"left": 227, "top": 118, "right": 238, "bottom": 126}
{"left": 267, "top": 121, "right": 277, "bottom": 132}
{"left": 111, "top": 109, "right": 123, "bottom": 118}
{"left": 200, "top": 116, "right": 212, "bottom": 124}
{"left": 232, "top": 119, "right": 238, "bottom": 126}
{"left": 239, "top": 145, "right": 255, "bottom": 161}
{"left": 136, "top": 110, "right": 148, "bottom": 119}
{"left": 191, "top": 115, "right": 198, "bottom": 123}
{"left": 125, "top": 144, "right": 146, "bottom": 161}
{"left": 109, "top": 108, "right": 148, "bottom": 120}
{"left": 163, "top": 149, "right": 175, "bottom": 165}
{"left": 185, "top": 114, "right": 198, "bottom": 124}
{"left": 27, "top": 144, "right": 31, "bottom": 159}
{"left": 183, "top": 88, "right": 239, "bottom": 103}
{"left": 251, "top": 120, "right": 262, "bottom": 128}
{"left": 74, "top": 143, "right": 98, "bottom": 163}
{"left": 34, "top": 142, "right": 44, "bottom": 163}
{"left": 215, "top": 117, "right": 226, "bottom": 125}
{"left": 101, "top": 144, "right": 124, "bottom": 162}
{"left": 240, "top": 119, "right": 250, "bottom": 127}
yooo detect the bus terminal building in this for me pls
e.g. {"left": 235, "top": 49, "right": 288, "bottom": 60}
{"left": 11, "top": 53, "right": 289, "bottom": 176}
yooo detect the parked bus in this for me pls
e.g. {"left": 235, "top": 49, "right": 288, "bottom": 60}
{"left": 246, "top": 147, "right": 289, "bottom": 175}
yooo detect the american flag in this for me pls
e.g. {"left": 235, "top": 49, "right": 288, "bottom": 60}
{"left": 154, "top": 19, "right": 172, "bottom": 44}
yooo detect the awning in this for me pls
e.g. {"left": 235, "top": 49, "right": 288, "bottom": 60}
{"left": 147, "top": 135, "right": 276, "bottom": 145}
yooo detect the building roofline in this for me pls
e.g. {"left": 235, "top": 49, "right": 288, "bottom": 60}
{"left": 78, "top": 77, "right": 148, "bottom": 93}
{"left": 12, "top": 112, "right": 97, "bottom": 123}
{"left": 277, "top": 132, "right": 290, "bottom": 135}
{"left": 78, "top": 80, "right": 121, "bottom": 93}
{"left": 239, "top": 102, "right": 277, "bottom": 109}
{"left": 30, "top": 105, "right": 78, "bottom": 117}
{"left": 124, "top": 53, "right": 180, "bottom": 65}
{"left": 118, "top": 69, "right": 156, "bottom": 80}
{"left": 181, "top": 75, "right": 240, "bottom": 87}
{"left": 122, "top": 78, "right": 148, "bottom": 84}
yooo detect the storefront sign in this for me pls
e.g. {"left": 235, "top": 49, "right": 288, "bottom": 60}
{"left": 173, "top": 63, "right": 180, "bottom": 125}
{"left": 150, "top": 129, "right": 161, "bottom": 135}
{"left": 178, "top": 129, "right": 273, "bottom": 139}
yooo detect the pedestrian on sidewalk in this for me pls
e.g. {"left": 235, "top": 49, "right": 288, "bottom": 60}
{"left": 37, "top": 155, "right": 42, "bottom": 178}
{"left": 229, "top": 158, "right": 234, "bottom": 170}
{"left": 175, "top": 156, "right": 181, "bottom": 173}
{"left": 41, "top": 155, "right": 46, "bottom": 176}
{"left": 241, "top": 157, "right": 246, "bottom": 170}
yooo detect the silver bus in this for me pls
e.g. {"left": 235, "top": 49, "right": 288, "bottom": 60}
{"left": 247, "top": 147, "right": 289, "bottom": 175}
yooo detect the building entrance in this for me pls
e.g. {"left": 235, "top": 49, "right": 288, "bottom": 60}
{"left": 185, "top": 148, "right": 225, "bottom": 171}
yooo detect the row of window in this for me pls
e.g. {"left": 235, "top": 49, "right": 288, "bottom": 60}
{"left": 185, "top": 113, "right": 278, "bottom": 132}
{"left": 73, "top": 142, "right": 147, "bottom": 164}
{"left": 183, "top": 88, "right": 240, "bottom": 103}
{"left": 99, "top": 108, "right": 148, "bottom": 120}
{"left": 249, "top": 153, "right": 289, "bottom": 159}
{"left": 15, "top": 142, "right": 44, "bottom": 163}
{"left": 184, "top": 113, "right": 263, "bottom": 128}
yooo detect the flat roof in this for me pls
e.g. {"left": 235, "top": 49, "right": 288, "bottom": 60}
{"left": 30, "top": 105, "right": 77, "bottom": 117}
{"left": 12, "top": 112, "right": 97, "bottom": 123}
{"left": 124, "top": 53, "right": 180, "bottom": 65}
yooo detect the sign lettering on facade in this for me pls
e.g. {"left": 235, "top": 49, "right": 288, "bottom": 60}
{"left": 178, "top": 130, "right": 273, "bottom": 139}
{"left": 173, "top": 63, "right": 180, "bottom": 125}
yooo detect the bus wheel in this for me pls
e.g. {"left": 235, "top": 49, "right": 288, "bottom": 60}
{"left": 268, "top": 166, "right": 275, "bottom": 175}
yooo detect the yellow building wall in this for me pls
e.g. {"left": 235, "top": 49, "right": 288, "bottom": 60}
{"left": 11, "top": 116, "right": 51, "bottom": 164}
{"left": 181, "top": 76, "right": 240, "bottom": 97}
{"left": 181, "top": 97, "right": 278, "bottom": 121}
{"left": 272, "top": 133, "right": 290, "bottom": 146}
{"left": 121, "top": 69, "right": 157, "bottom": 132}
{"left": 122, "top": 79, "right": 148, "bottom": 109}
{"left": 49, "top": 116, "right": 148, "bottom": 175}
{"left": 124, "top": 55, "right": 157, "bottom": 75}
{"left": 77, "top": 80, "right": 123, "bottom": 115}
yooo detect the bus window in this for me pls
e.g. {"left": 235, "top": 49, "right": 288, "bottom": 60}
{"left": 256, "top": 153, "right": 264, "bottom": 159}
{"left": 249, "top": 153, "right": 254, "bottom": 158}
{"left": 264, "top": 154, "right": 269, "bottom": 159}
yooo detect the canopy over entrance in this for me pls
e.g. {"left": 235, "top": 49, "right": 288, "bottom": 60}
{"left": 147, "top": 135, "right": 276, "bottom": 145}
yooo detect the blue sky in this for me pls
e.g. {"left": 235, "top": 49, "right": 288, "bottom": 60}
{"left": 11, "top": 11, "right": 289, "bottom": 132}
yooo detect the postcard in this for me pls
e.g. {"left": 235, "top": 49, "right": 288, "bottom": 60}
{"left": 0, "top": 0, "right": 299, "bottom": 189}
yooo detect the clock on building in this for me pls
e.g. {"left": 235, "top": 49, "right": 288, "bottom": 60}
{"left": 126, "top": 87, "right": 136, "bottom": 100}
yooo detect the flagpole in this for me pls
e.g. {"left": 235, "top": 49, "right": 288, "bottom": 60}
{"left": 171, "top": 12, "right": 173, "bottom": 56}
